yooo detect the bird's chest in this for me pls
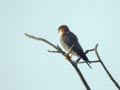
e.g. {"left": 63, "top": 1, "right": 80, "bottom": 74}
{"left": 60, "top": 37, "right": 71, "bottom": 52}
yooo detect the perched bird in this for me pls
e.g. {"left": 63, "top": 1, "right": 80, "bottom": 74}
{"left": 58, "top": 25, "right": 91, "bottom": 68}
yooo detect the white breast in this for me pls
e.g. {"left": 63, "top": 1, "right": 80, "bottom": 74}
{"left": 60, "top": 36, "right": 79, "bottom": 57}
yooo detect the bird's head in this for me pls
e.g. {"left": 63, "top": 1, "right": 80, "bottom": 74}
{"left": 58, "top": 25, "right": 69, "bottom": 36}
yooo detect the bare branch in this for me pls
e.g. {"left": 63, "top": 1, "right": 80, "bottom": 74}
{"left": 47, "top": 50, "right": 60, "bottom": 53}
{"left": 85, "top": 44, "right": 98, "bottom": 54}
{"left": 85, "top": 48, "right": 95, "bottom": 54}
{"left": 25, "top": 33, "right": 120, "bottom": 90}
{"left": 25, "top": 33, "right": 59, "bottom": 51}
{"left": 95, "top": 44, "right": 120, "bottom": 90}
{"left": 69, "top": 60, "right": 91, "bottom": 90}
{"left": 25, "top": 33, "right": 91, "bottom": 90}
{"left": 78, "top": 60, "right": 100, "bottom": 64}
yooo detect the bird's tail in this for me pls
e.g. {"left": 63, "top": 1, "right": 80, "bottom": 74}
{"left": 85, "top": 61, "right": 92, "bottom": 69}
{"left": 79, "top": 52, "right": 92, "bottom": 68}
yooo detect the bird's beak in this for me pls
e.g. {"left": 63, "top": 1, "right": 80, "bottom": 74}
{"left": 58, "top": 29, "right": 64, "bottom": 36}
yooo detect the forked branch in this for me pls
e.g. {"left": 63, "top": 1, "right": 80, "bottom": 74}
{"left": 25, "top": 33, "right": 91, "bottom": 90}
{"left": 25, "top": 33, "right": 120, "bottom": 90}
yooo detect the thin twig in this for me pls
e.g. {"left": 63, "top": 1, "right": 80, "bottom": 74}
{"left": 47, "top": 50, "right": 60, "bottom": 53}
{"left": 95, "top": 45, "right": 120, "bottom": 90}
{"left": 25, "top": 33, "right": 59, "bottom": 50}
{"left": 78, "top": 60, "right": 100, "bottom": 64}
{"left": 85, "top": 49, "right": 95, "bottom": 54}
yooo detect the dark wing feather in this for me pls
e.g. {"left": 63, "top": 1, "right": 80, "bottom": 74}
{"left": 63, "top": 31, "right": 90, "bottom": 62}
{"left": 62, "top": 31, "right": 82, "bottom": 49}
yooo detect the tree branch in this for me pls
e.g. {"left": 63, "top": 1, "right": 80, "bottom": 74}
{"left": 25, "top": 33, "right": 91, "bottom": 90}
{"left": 25, "top": 33, "right": 58, "bottom": 50}
{"left": 25, "top": 33, "right": 120, "bottom": 90}
{"left": 47, "top": 50, "right": 60, "bottom": 53}
{"left": 78, "top": 60, "right": 100, "bottom": 64}
{"left": 95, "top": 44, "right": 120, "bottom": 90}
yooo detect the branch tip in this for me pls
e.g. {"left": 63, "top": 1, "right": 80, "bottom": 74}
{"left": 95, "top": 44, "right": 98, "bottom": 50}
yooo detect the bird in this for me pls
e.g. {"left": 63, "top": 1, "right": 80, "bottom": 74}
{"left": 58, "top": 25, "right": 91, "bottom": 68}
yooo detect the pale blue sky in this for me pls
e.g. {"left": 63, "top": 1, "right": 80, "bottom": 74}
{"left": 0, "top": 0, "right": 120, "bottom": 90}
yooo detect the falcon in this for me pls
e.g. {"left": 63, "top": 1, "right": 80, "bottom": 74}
{"left": 58, "top": 25, "right": 91, "bottom": 68}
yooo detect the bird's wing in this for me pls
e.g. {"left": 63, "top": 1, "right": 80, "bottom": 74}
{"left": 62, "top": 31, "right": 91, "bottom": 68}
{"left": 62, "top": 31, "right": 83, "bottom": 51}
